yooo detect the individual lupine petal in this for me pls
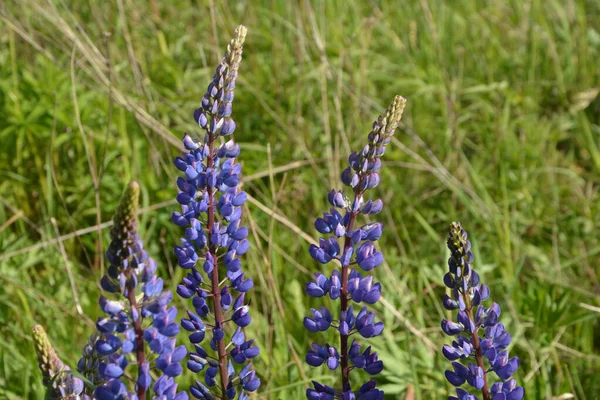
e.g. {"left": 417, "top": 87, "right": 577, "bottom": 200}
{"left": 232, "top": 305, "right": 252, "bottom": 327}
{"left": 306, "top": 380, "right": 336, "bottom": 400}
{"left": 450, "top": 388, "right": 480, "bottom": 400}
{"left": 231, "top": 272, "right": 254, "bottom": 292}
{"left": 348, "top": 272, "right": 382, "bottom": 304}
{"left": 156, "top": 345, "right": 187, "bottom": 377}
{"left": 356, "top": 380, "right": 384, "bottom": 400}
{"left": 483, "top": 323, "right": 512, "bottom": 351}
{"left": 445, "top": 361, "right": 469, "bottom": 387}
{"left": 442, "top": 294, "right": 460, "bottom": 310}
{"left": 190, "top": 379, "right": 215, "bottom": 399}
{"left": 121, "top": 329, "right": 135, "bottom": 353}
{"left": 306, "top": 343, "right": 339, "bottom": 369}
{"left": 355, "top": 307, "right": 384, "bottom": 338}
{"left": 361, "top": 223, "right": 383, "bottom": 241}
{"left": 309, "top": 237, "right": 340, "bottom": 264}
{"left": 442, "top": 335, "right": 473, "bottom": 361}
{"left": 188, "top": 345, "right": 209, "bottom": 373}
{"left": 231, "top": 339, "right": 260, "bottom": 364}
{"left": 95, "top": 378, "right": 129, "bottom": 399}
{"left": 338, "top": 305, "right": 355, "bottom": 336}
{"left": 99, "top": 353, "right": 127, "bottom": 379}
{"left": 363, "top": 349, "right": 383, "bottom": 375}
{"left": 137, "top": 362, "right": 152, "bottom": 390}
{"left": 328, "top": 190, "right": 348, "bottom": 209}
{"left": 492, "top": 351, "right": 520, "bottom": 380}
{"left": 205, "top": 365, "right": 218, "bottom": 387}
{"left": 306, "top": 273, "right": 330, "bottom": 297}
{"left": 360, "top": 199, "right": 383, "bottom": 215}
{"left": 304, "top": 307, "right": 333, "bottom": 333}
{"left": 457, "top": 310, "right": 475, "bottom": 333}
{"left": 95, "top": 334, "right": 122, "bottom": 356}
{"left": 355, "top": 241, "right": 383, "bottom": 271}
{"left": 239, "top": 366, "right": 260, "bottom": 392}
{"left": 466, "top": 363, "right": 485, "bottom": 390}
{"left": 341, "top": 167, "right": 353, "bottom": 186}
{"left": 231, "top": 328, "right": 245, "bottom": 346}
{"left": 482, "top": 302, "right": 501, "bottom": 327}
{"left": 329, "top": 271, "right": 341, "bottom": 299}
{"left": 490, "top": 379, "right": 524, "bottom": 400}
{"left": 183, "top": 133, "right": 200, "bottom": 150}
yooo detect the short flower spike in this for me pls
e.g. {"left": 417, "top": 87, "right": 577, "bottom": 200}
{"left": 78, "top": 182, "right": 185, "bottom": 399}
{"left": 442, "top": 222, "right": 523, "bottom": 400}
{"left": 305, "top": 96, "right": 406, "bottom": 399}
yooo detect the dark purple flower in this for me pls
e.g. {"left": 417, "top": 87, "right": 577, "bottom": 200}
{"left": 77, "top": 182, "right": 186, "bottom": 398}
{"left": 441, "top": 222, "right": 522, "bottom": 398}
{"left": 171, "top": 25, "right": 259, "bottom": 399}
{"left": 304, "top": 96, "right": 407, "bottom": 398}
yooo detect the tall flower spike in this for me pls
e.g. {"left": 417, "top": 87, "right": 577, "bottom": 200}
{"left": 32, "top": 325, "right": 85, "bottom": 399}
{"left": 304, "top": 96, "right": 406, "bottom": 399}
{"left": 172, "top": 25, "right": 260, "bottom": 400}
{"left": 80, "top": 181, "right": 186, "bottom": 399}
{"left": 441, "top": 222, "right": 523, "bottom": 400}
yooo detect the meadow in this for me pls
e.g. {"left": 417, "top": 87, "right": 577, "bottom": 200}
{"left": 1, "top": 0, "right": 599, "bottom": 398}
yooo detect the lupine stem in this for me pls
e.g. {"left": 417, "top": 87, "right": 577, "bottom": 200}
{"left": 339, "top": 210, "right": 358, "bottom": 392}
{"left": 464, "top": 298, "right": 490, "bottom": 400}
{"left": 126, "top": 288, "right": 146, "bottom": 400}
{"left": 442, "top": 222, "right": 523, "bottom": 400}
{"left": 206, "top": 133, "right": 229, "bottom": 397}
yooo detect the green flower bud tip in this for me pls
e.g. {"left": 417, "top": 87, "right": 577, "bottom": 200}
{"left": 32, "top": 324, "right": 64, "bottom": 385}
{"left": 110, "top": 181, "right": 140, "bottom": 241}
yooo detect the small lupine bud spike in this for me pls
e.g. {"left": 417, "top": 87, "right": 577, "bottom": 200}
{"left": 33, "top": 325, "right": 85, "bottom": 397}
{"left": 441, "top": 222, "right": 523, "bottom": 400}
{"left": 85, "top": 181, "right": 185, "bottom": 398}
{"left": 32, "top": 324, "right": 64, "bottom": 387}
{"left": 110, "top": 181, "right": 140, "bottom": 240}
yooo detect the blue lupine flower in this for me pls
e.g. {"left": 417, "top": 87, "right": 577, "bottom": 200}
{"left": 304, "top": 96, "right": 407, "bottom": 398}
{"left": 171, "top": 25, "right": 260, "bottom": 400}
{"left": 441, "top": 222, "right": 523, "bottom": 400}
{"left": 79, "top": 182, "right": 186, "bottom": 399}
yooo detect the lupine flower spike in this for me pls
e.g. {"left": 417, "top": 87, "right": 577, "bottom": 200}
{"left": 304, "top": 96, "right": 407, "bottom": 399}
{"left": 33, "top": 324, "right": 86, "bottom": 399}
{"left": 441, "top": 222, "right": 523, "bottom": 400}
{"left": 171, "top": 25, "right": 260, "bottom": 400}
{"left": 79, "top": 181, "right": 186, "bottom": 399}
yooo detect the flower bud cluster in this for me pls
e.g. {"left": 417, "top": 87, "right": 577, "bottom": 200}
{"left": 171, "top": 25, "right": 260, "bottom": 400}
{"left": 441, "top": 222, "right": 523, "bottom": 400}
{"left": 305, "top": 96, "right": 406, "bottom": 399}
{"left": 33, "top": 324, "right": 86, "bottom": 399}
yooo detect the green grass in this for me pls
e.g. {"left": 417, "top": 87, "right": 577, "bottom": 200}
{"left": 1, "top": 0, "right": 599, "bottom": 398}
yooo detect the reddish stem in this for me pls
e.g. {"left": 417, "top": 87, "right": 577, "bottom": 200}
{"left": 465, "top": 305, "right": 490, "bottom": 400}
{"left": 126, "top": 288, "right": 146, "bottom": 400}
{"left": 206, "top": 134, "right": 229, "bottom": 397}
{"left": 339, "top": 209, "right": 358, "bottom": 393}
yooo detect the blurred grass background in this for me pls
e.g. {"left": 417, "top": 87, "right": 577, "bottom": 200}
{"left": 1, "top": 0, "right": 599, "bottom": 398}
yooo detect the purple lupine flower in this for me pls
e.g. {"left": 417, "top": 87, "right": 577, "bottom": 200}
{"left": 442, "top": 222, "right": 523, "bottom": 400}
{"left": 305, "top": 96, "right": 407, "bottom": 399}
{"left": 171, "top": 25, "right": 260, "bottom": 400}
{"left": 32, "top": 324, "right": 87, "bottom": 399}
{"left": 79, "top": 182, "right": 186, "bottom": 399}
{"left": 77, "top": 332, "right": 108, "bottom": 389}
